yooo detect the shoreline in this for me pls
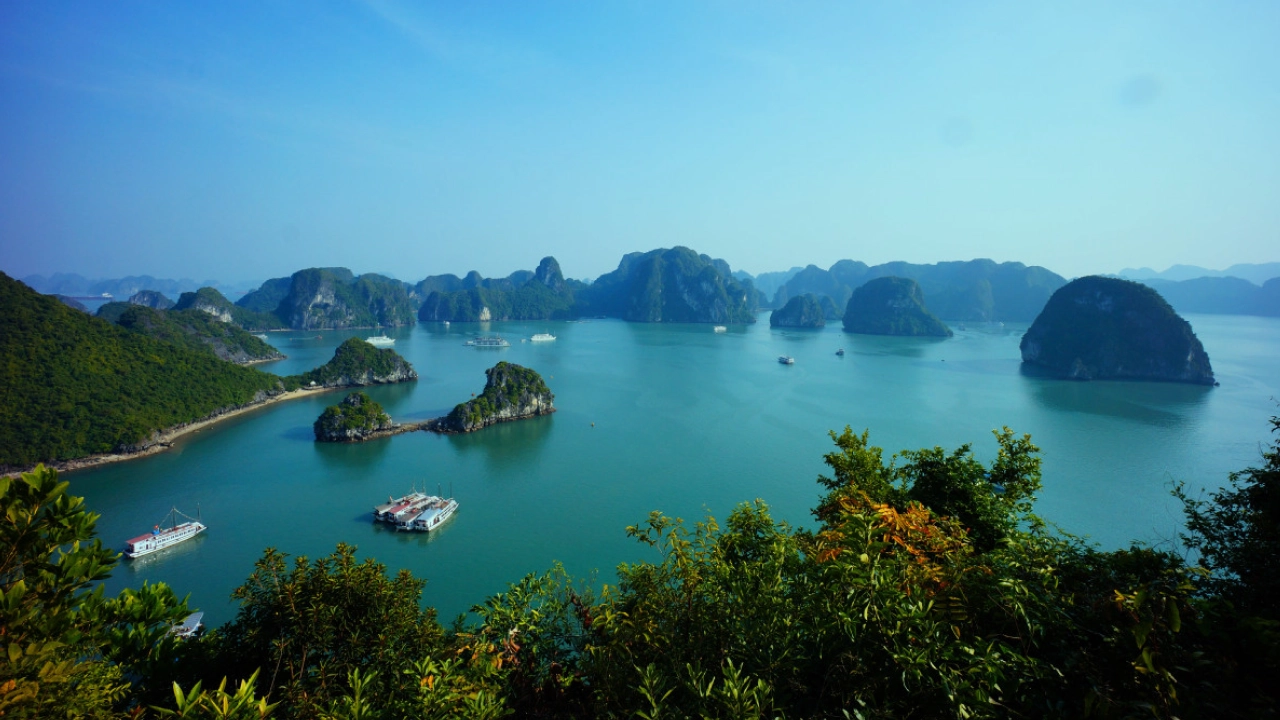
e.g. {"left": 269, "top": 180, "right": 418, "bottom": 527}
{"left": 3, "top": 386, "right": 340, "bottom": 478}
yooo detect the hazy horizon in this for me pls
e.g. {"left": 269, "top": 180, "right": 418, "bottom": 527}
{"left": 3, "top": 2, "right": 1278, "bottom": 284}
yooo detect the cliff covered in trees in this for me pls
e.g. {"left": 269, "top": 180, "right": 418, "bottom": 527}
{"left": 842, "top": 276, "right": 952, "bottom": 336}
{"left": 1021, "top": 276, "right": 1215, "bottom": 384}
{"left": 773, "top": 258, "right": 1065, "bottom": 321}
{"left": 291, "top": 338, "right": 417, "bottom": 388}
{"left": 435, "top": 362, "right": 554, "bottom": 433}
{"left": 580, "top": 246, "right": 757, "bottom": 323}
{"left": 236, "top": 268, "right": 416, "bottom": 330}
{"left": 769, "top": 293, "right": 826, "bottom": 328}
{"left": 0, "top": 272, "right": 287, "bottom": 469}
{"left": 0, "top": 274, "right": 418, "bottom": 471}
{"left": 314, "top": 391, "right": 395, "bottom": 442}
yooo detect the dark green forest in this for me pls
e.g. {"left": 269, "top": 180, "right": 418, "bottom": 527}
{"left": 0, "top": 273, "right": 286, "bottom": 468}
{"left": 0, "top": 274, "right": 415, "bottom": 470}
{"left": 4, "top": 416, "right": 1277, "bottom": 718}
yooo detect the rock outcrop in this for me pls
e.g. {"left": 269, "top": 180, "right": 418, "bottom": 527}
{"left": 770, "top": 294, "right": 826, "bottom": 328}
{"left": 174, "top": 287, "right": 235, "bottom": 323}
{"left": 111, "top": 305, "right": 285, "bottom": 365}
{"left": 271, "top": 266, "right": 414, "bottom": 327}
{"left": 581, "top": 246, "right": 757, "bottom": 323}
{"left": 129, "top": 290, "right": 175, "bottom": 310}
{"left": 416, "top": 256, "right": 579, "bottom": 322}
{"left": 843, "top": 277, "right": 952, "bottom": 337}
{"left": 774, "top": 259, "right": 1065, "bottom": 322}
{"left": 431, "top": 362, "right": 554, "bottom": 433}
{"left": 292, "top": 338, "right": 418, "bottom": 388}
{"left": 1020, "top": 276, "right": 1215, "bottom": 385}
{"left": 314, "top": 392, "right": 396, "bottom": 442}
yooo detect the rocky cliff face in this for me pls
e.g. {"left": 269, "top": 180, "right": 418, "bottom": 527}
{"left": 843, "top": 277, "right": 952, "bottom": 336}
{"left": 770, "top": 294, "right": 826, "bottom": 328}
{"left": 174, "top": 287, "right": 235, "bottom": 323}
{"left": 583, "top": 247, "right": 757, "bottom": 323}
{"left": 268, "top": 268, "right": 416, "bottom": 330}
{"left": 128, "top": 290, "right": 175, "bottom": 310}
{"left": 416, "top": 257, "right": 579, "bottom": 322}
{"left": 436, "top": 362, "right": 554, "bottom": 433}
{"left": 1020, "top": 276, "right": 1215, "bottom": 385}
{"left": 314, "top": 392, "right": 396, "bottom": 442}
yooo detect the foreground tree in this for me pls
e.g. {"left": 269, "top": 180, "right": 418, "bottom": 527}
{"left": 0, "top": 465, "right": 191, "bottom": 717}
{"left": 1177, "top": 413, "right": 1280, "bottom": 714}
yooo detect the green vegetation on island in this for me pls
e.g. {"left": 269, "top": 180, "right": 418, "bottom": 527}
{"left": 5, "top": 416, "right": 1278, "bottom": 717}
{"left": 0, "top": 275, "right": 419, "bottom": 470}
{"left": 769, "top": 293, "right": 826, "bottom": 328}
{"left": 440, "top": 361, "right": 554, "bottom": 432}
{"left": 1020, "top": 276, "right": 1215, "bottom": 384}
{"left": 100, "top": 304, "right": 283, "bottom": 364}
{"left": 842, "top": 276, "right": 952, "bottom": 336}
{"left": 291, "top": 337, "right": 417, "bottom": 389}
{"left": 580, "top": 246, "right": 758, "bottom": 323}
{"left": 0, "top": 272, "right": 286, "bottom": 469}
{"left": 772, "top": 258, "right": 1065, "bottom": 321}
{"left": 314, "top": 392, "right": 394, "bottom": 442}
{"left": 175, "top": 286, "right": 285, "bottom": 331}
{"left": 418, "top": 257, "right": 580, "bottom": 322}
{"left": 237, "top": 268, "right": 416, "bottom": 330}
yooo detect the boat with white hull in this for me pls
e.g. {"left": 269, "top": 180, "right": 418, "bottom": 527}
{"left": 410, "top": 497, "right": 458, "bottom": 532}
{"left": 466, "top": 336, "right": 509, "bottom": 347}
{"left": 365, "top": 335, "right": 395, "bottom": 346}
{"left": 125, "top": 508, "right": 206, "bottom": 559}
{"left": 530, "top": 333, "right": 556, "bottom": 342}
{"left": 374, "top": 489, "right": 457, "bottom": 532}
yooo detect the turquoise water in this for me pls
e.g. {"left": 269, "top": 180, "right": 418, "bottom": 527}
{"left": 68, "top": 315, "right": 1280, "bottom": 626}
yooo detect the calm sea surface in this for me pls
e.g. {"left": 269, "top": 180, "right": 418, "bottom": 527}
{"left": 68, "top": 314, "right": 1280, "bottom": 626}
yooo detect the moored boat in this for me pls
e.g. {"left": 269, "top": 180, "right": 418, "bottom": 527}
{"left": 466, "top": 336, "right": 510, "bottom": 347}
{"left": 778, "top": 355, "right": 795, "bottom": 365}
{"left": 530, "top": 333, "right": 556, "bottom": 342}
{"left": 411, "top": 497, "right": 459, "bottom": 533}
{"left": 373, "top": 491, "right": 428, "bottom": 522}
{"left": 365, "top": 335, "right": 395, "bottom": 346}
{"left": 713, "top": 326, "right": 727, "bottom": 333}
{"left": 125, "top": 508, "right": 206, "bottom": 559}
{"left": 836, "top": 348, "right": 845, "bottom": 356}
{"left": 374, "top": 490, "right": 458, "bottom": 532}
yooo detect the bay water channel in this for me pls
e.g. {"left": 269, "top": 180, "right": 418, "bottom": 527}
{"left": 68, "top": 314, "right": 1280, "bottom": 626}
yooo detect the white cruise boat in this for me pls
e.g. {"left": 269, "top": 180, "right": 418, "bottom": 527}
{"left": 373, "top": 491, "right": 428, "bottom": 522}
{"left": 410, "top": 497, "right": 459, "bottom": 532}
{"left": 530, "top": 333, "right": 556, "bottom": 342}
{"left": 713, "top": 326, "right": 727, "bottom": 333}
{"left": 125, "top": 508, "right": 206, "bottom": 559}
{"left": 365, "top": 335, "right": 395, "bottom": 346}
{"left": 253, "top": 333, "right": 269, "bottom": 341}
{"left": 465, "top": 336, "right": 510, "bottom": 347}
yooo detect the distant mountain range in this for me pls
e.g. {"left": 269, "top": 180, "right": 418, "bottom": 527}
{"left": 20, "top": 272, "right": 260, "bottom": 298}
{"left": 748, "top": 259, "right": 1067, "bottom": 322}
{"left": 1117, "top": 263, "right": 1280, "bottom": 286}
{"left": 16, "top": 255, "right": 1280, "bottom": 327}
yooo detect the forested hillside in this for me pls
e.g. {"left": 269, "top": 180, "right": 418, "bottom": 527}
{"left": 0, "top": 273, "right": 286, "bottom": 468}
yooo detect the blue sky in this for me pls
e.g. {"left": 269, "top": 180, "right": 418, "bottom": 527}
{"left": 2, "top": 1, "right": 1277, "bottom": 284}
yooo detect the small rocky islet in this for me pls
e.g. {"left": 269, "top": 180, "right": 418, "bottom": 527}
{"left": 313, "top": 361, "right": 555, "bottom": 443}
